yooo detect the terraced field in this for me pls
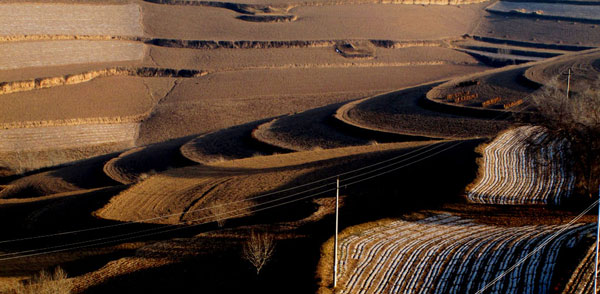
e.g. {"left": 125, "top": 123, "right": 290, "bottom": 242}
{"left": 524, "top": 48, "right": 600, "bottom": 92}
{"left": 0, "top": 3, "right": 142, "bottom": 37}
{"left": 252, "top": 103, "right": 375, "bottom": 151}
{"left": 487, "top": 1, "right": 600, "bottom": 23}
{"left": 180, "top": 119, "right": 280, "bottom": 164}
{"left": 97, "top": 141, "right": 439, "bottom": 224}
{"left": 0, "top": 123, "right": 139, "bottom": 153}
{"left": 0, "top": 40, "right": 144, "bottom": 70}
{"left": 0, "top": 76, "right": 153, "bottom": 128}
{"left": 426, "top": 64, "right": 538, "bottom": 112}
{"left": 103, "top": 136, "right": 196, "bottom": 184}
{"left": 467, "top": 126, "right": 576, "bottom": 205}
{"left": 332, "top": 214, "right": 593, "bottom": 294}
{"left": 336, "top": 83, "right": 511, "bottom": 139}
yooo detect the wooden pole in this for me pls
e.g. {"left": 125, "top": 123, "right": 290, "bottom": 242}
{"left": 595, "top": 187, "right": 599, "bottom": 294}
{"left": 333, "top": 177, "right": 340, "bottom": 288}
{"left": 566, "top": 68, "right": 571, "bottom": 100}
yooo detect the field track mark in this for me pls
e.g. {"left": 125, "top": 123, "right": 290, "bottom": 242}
{"left": 179, "top": 178, "right": 233, "bottom": 222}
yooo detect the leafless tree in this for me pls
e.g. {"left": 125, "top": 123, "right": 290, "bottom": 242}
{"left": 243, "top": 230, "right": 276, "bottom": 275}
{"left": 530, "top": 77, "right": 600, "bottom": 199}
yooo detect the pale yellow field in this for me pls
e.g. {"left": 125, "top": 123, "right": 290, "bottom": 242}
{"left": 0, "top": 123, "right": 138, "bottom": 152}
{"left": 0, "top": 40, "right": 144, "bottom": 70}
{"left": 143, "top": 3, "right": 486, "bottom": 40}
{"left": 0, "top": 76, "right": 155, "bottom": 127}
{"left": 0, "top": 3, "right": 143, "bottom": 37}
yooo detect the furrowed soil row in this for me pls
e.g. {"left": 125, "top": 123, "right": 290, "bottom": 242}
{"left": 0, "top": 3, "right": 142, "bottom": 37}
{"left": 0, "top": 123, "right": 139, "bottom": 152}
{"left": 467, "top": 126, "right": 575, "bottom": 205}
{"left": 337, "top": 214, "right": 593, "bottom": 294}
{"left": 561, "top": 244, "right": 596, "bottom": 294}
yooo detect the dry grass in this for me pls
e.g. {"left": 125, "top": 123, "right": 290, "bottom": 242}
{"left": 0, "top": 3, "right": 142, "bottom": 36}
{"left": 0, "top": 40, "right": 144, "bottom": 70}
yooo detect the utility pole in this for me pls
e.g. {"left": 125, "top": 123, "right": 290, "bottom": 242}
{"left": 595, "top": 187, "right": 599, "bottom": 294}
{"left": 566, "top": 68, "right": 572, "bottom": 99}
{"left": 333, "top": 177, "right": 340, "bottom": 288}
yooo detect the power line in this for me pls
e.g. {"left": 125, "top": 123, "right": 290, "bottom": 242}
{"left": 474, "top": 199, "right": 599, "bottom": 294}
{"left": 0, "top": 86, "right": 531, "bottom": 259}
{"left": 0, "top": 140, "right": 443, "bottom": 245}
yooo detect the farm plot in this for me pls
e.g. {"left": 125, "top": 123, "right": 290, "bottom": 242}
{"left": 467, "top": 126, "right": 575, "bottom": 205}
{"left": 179, "top": 119, "right": 281, "bottom": 164}
{"left": 0, "top": 76, "right": 154, "bottom": 128}
{"left": 0, "top": 40, "right": 144, "bottom": 70}
{"left": 0, "top": 123, "right": 139, "bottom": 153}
{"left": 97, "top": 142, "right": 437, "bottom": 224}
{"left": 137, "top": 64, "right": 486, "bottom": 145}
{"left": 0, "top": 3, "right": 142, "bottom": 37}
{"left": 333, "top": 214, "right": 593, "bottom": 294}
{"left": 487, "top": 1, "right": 600, "bottom": 23}
{"left": 252, "top": 103, "right": 375, "bottom": 152}
{"left": 524, "top": 49, "right": 600, "bottom": 92}
{"left": 337, "top": 83, "right": 511, "bottom": 139}
{"left": 103, "top": 136, "right": 196, "bottom": 184}
{"left": 426, "top": 64, "right": 537, "bottom": 111}
{"left": 148, "top": 45, "right": 479, "bottom": 72}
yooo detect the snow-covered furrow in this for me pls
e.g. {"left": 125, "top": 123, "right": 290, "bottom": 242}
{"left": 337, "top": 214, "right": 593, "bottom": 294}
{"left": 467, "top": 126, "right": 575, "bottom": 205}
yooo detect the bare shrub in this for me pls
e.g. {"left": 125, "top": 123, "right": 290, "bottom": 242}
{"left": 243, "top": 230, "right": 276, "bottom": 275}
{"left": 12, "top": 267, "right": 71, "bottom": 294}
{"left": 530, "top": 77, "right": 600, "bottom": 199}
{"left": 209, "top": 201, "right": 229, "bottom": 227}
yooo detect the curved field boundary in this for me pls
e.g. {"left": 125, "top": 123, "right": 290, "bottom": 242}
{"left": 250, "top": 117, "right": 303, "bottom": 152}
{"left": 0, "top": 123, "right": 139, "bottom": 153}
{"left": 333, "top": 81, "right": 509, "bottom": 140}
{"left": 181, "top": 119, "right": 291, "bottom": 164}
{"left": 561, "top": 244, "right": 596, "bottom": 294}
{"left": 335, "top": 214, "right": 593, "bottom": 294}
{"left": 333, "top": 96, "right": 443, "bottom": 141}
{"left": 145, "top": 38, "right": 449, "bottom": 50}
{"left": 469, "top": 35, "right": 596, "bottom": 52}
{"left": 486, "top": 1, "right": 600, "bottom": 24}
{"left": 424, "top": 63, "right": 537, "bottom": 119}
{"left": 467, "top": 126, "right": 575, "bottom": 205}
{"left": 0, "top": 3, "right": 142, "bottom": 37}
{"left": 523, "top": 48, "right": 600, "bottom": 90}
{"left": 0, "top": 67, "right": 206, "bottom": 97}
{"left": 144, "top": 0, "right": 490, "bottom": 9}
{"left": 103, "top": 136, "right": 197, "bottom": 184}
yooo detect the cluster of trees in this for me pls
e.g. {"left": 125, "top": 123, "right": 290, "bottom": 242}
{"left": 530, "top": 77, "right": 600, "bottom": 200}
